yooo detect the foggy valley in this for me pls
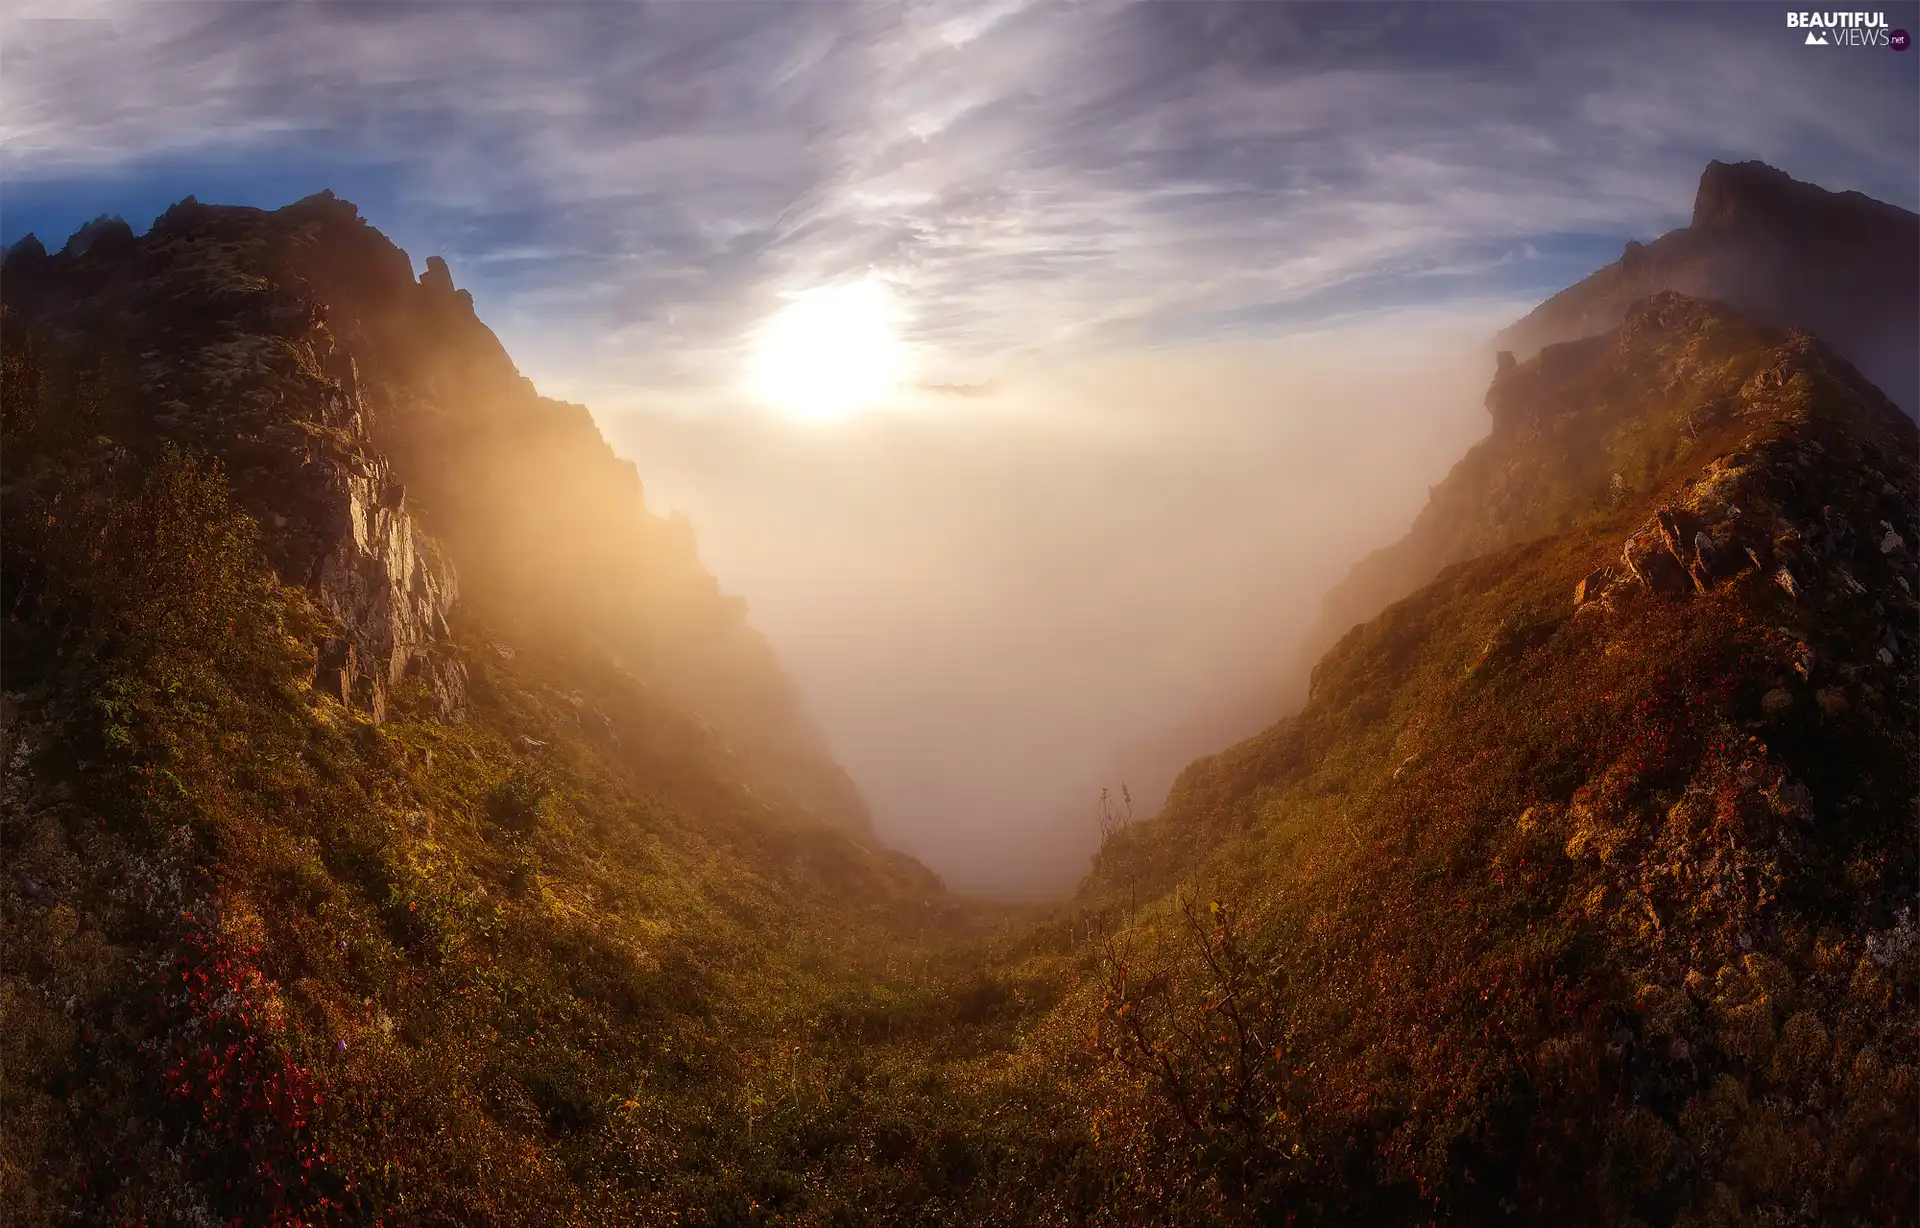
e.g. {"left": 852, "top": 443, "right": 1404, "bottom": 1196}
{"left": 611, "top": 319, "right": 1501, "bottom": 894}
{"left": 2, "top": 2, "right": 1915, "bottom": 1224}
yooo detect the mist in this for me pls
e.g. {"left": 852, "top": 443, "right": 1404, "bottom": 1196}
{"left": 599, "top": 310, "right": 1509, "bottom": 896}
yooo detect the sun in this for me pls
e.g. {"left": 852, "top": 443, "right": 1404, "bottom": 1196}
{"left": 746, "top": 278, "right": 908, "bottom": 420}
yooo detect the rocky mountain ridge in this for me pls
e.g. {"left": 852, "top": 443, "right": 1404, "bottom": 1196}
{"left": 1307, "top": 160, "right": 1917, "bottom": 669}
{"left": 3, "top": 192, "right": 866, "bottom": 829}
{"left": 1083, "top": 290, "right": 1916, "bottom": 1223}
{"left": 2, "top": 183, "right": 1914, "bottom": 1225}
{"left": 1499, "top": 160, "right": 1917, "bottom": 417}
{"left": 6, "top": 212, "right": 465, "bottom": 725}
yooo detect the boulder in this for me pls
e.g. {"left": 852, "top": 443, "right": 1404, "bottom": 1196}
{"left": 1573, "top": 566, "right": 1616, "bottom": 606}
{"left": 1773, "top": 565, "right": 1803, "bottom": 602}
{"left": 1655, "top": 506, "right": 1706, "bottom": 566}
{"left": 1622, "top": 531, "right": 1692, "bottom": 595}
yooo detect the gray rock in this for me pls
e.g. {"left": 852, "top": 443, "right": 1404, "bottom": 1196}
{"left": 1656, "top": 506, "right": 1706, "bottom": 564}
{"left": 310, "top": 457, "right": 462, "bottom": 722}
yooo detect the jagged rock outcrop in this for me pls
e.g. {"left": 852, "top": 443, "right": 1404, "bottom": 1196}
{"left": 3, "top": 192, "right": 869, "bottom": 828}
{"left": 307, "top": 431, "right": 465, "bottom": 723}
{"left": 61, "top": 215, "right": 137, "bottom": 261}
{"left": 1306, "top": 162, "right": 1917, "bottom": 665}
{"left": 4, "top": 205, "right": 470, "bottom": 723}
{"left": 1573, "top": 316, "right": 1920, "bottom": 689}
{"left": 1498, "top": 160, "right": 1919, "bottom": 417}
{"left": 1310, "top": 284, "right": 1917, "bottom": 667}
{"left": 160, "top": 282, "right": 468, "bottom": 724}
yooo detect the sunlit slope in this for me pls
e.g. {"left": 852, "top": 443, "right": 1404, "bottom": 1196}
{"left": 0, "top": 204, "right": 953, "bottom": 1223}
{"left": 3, "top": 193, "right": 867, "bottom": 831}
{"left": 1053, "top": 293, "right": 1917, "bottom": 1224}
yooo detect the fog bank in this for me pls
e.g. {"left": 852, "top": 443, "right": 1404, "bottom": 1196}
{"left": 605, "top": 311, "right": 1512, "bottom": 896}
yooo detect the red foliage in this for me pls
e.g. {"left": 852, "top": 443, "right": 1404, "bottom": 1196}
{"left": 147, "top": 915, "right": 343, "bottom": 1227}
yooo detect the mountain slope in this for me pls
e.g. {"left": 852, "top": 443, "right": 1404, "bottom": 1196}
{"left": 0, "top": 201, "right": 967, "bottom": 1224}
{"left": 1499, "top": 160, "right": 1918, "bottom": 418}
{"left": 1043, "top": 293, "right": 1917, "bottom": 1224}
{"left": 2, "top": 193, "right": 866, "bottom": 831}
{"left": 1309, "top": 162, "right": 1916, "bottom": 670}
{"left": 3, "top": 193, "right": 1914, "bottom": 1227}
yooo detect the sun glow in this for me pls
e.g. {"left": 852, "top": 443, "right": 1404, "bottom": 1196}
{"left": 746, "top": 278, "right": 908, "bottom": 420}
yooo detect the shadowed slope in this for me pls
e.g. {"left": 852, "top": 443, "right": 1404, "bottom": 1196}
{"left": 1054, "top": 293, "right": 1917, "bottom": 1224}
{"left": 1500, "top": 160, "right": 1917, "bottom": 418}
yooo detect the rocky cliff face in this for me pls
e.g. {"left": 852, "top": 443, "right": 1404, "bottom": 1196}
{"left": 1497, "top": 160, "right": 1918, "bottom": 417}
{"left": 2, "top": 192, "right": 867, "bottom": 829}
{"left": 4, "top": 204, "right": 466, "bottom": 724}
{"left": 307, "top": 437, "right": 464, "bottom": 724}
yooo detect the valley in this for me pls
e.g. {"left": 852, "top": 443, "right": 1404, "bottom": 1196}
{"left": 2, "top": 164, "right": 1915, "bottom": 1227}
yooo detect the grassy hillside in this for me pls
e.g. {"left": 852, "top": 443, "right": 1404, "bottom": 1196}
{"left": 1041, "top": 295, "right": 1918, "bottom": 1224}
{"left": 4, "top": 197, "right": 1913, "bottom": 1228}
{"left": 0, "top": 206, "right": 1022, "bottom": 1224}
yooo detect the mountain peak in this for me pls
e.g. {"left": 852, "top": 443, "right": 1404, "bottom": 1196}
{"left": 1498, "top": 159, "right": 1918, "bottom": 417}
{"left": 1689, "top": 157, "right": 1908, "bottom": 235}
{"left": 1690, "top": 159, "right": 1800, "bottom": 229}
{"left": 421, "top": 253, "right": 457, "bottom": 294}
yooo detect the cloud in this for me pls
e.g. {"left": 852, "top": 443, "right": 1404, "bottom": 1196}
{"left": 5, "top": 2, "right": 1914, "bottom": 398}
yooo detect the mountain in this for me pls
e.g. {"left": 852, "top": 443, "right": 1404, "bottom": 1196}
{"left": 1062, "top": 292, "right": 1917, "bottom": 1223}
{"left": 0, "top": 197, "right": 960, "bottom": 1224}
{"left": 1105, "top": 158, "right": 1916, "bottom": 858}
{"left": 3, "top": 190, "right": 1914, "bottom": 1226}
{"left": 1309, "top": 161, "right": 1918, "bottom": 669}
{"left": 1500, "top": 160, "right": 1918, "bottom": 418}
{"left": 2, "top": 192, "right": 866, "bottom": 831}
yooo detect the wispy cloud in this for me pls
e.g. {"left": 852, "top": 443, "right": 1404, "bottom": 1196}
{"left": 5, "top": 2, "right": 1914, "bottom": 396}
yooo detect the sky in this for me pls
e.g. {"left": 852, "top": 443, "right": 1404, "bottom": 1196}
{"left": 5, "top": 1, "right": 1917, "bottom": 893}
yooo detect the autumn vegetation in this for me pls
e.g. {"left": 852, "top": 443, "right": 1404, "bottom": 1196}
{"left": 2, "top": 203, "right": 1914, "bottom": 1226}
